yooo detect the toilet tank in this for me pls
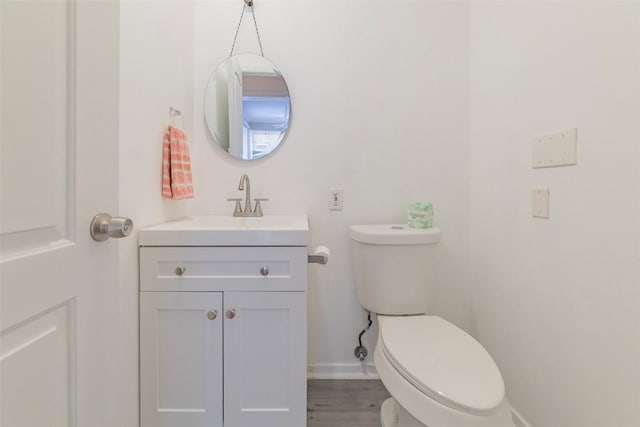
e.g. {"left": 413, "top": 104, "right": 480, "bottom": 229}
{"left": 350, "top": 224, "right": 440, "bottom": 315}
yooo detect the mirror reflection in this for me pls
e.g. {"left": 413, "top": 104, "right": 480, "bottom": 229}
{"left": 205, "top": 54, "right": 291, "bottom": 160}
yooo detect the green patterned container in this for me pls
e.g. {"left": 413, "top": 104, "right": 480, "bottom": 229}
{"left": 407, "top": 202, "right": 433, "bottom": 229}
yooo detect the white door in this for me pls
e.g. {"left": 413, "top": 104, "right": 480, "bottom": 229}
{"left": 1, "top": 2, "right": 122, "bottom": 426}
{"left": 223, "top": 291, "right": 307, "bottom": 427}
{"left": 140, "top": 292, "right": 223, "bottom": 427}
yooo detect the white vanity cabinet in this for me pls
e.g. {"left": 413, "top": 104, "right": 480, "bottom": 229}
{"left": 139, "top": 217, "right": 309, "bottom": 427}
{"left": 140, "top": 291, "right": 224, "bottom": 427}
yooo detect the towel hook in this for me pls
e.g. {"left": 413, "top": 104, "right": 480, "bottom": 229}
{"left": 169, "top": 107, "right": 182, "bottom": 127}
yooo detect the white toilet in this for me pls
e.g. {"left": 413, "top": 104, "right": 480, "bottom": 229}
{"left": 350, "top": 224, "right": 514, "bottom": 427}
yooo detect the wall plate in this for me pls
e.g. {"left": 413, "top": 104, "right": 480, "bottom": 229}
{"left": 532, "top": 128, "right": 577, "bottom": 168}
{"left": 532, "top": 188, "right": 550, "bottom": 219}
{"left": 328, "top": 188, "right": 343, "bottom": 210}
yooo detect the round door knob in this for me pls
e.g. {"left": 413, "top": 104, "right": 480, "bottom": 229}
{"left": 207, "top": 310, "right": 218, "bottom": 320}
{"left": 226, "top": 309, "right": 237, "bottom": 319}
{"left": 260, "top": 266, "right": 269, "bottom": 276}
{"left": 175, "top": 266, "right": 186, "bottom": 276}
{"left": 90, "top": 213, "right": 134, "bottom": 241}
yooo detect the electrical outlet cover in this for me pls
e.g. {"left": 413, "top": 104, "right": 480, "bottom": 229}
{"left": 329, "top": 188, "right": 343, "bottom": 210}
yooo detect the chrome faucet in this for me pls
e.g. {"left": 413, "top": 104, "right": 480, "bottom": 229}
{"left": 228, "top": 174, "right": 268, "bottom": 217}
{"left": 239, "top": 174, "right": 252, "bottom": 213}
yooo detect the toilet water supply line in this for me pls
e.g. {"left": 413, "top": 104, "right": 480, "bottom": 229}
{"left": 354, "top": 311, "right": 372, "bottom": 361}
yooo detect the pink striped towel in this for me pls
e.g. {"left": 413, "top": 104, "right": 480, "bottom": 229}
{"left": 162, "top": 126, "right": 194, "bottom": 199}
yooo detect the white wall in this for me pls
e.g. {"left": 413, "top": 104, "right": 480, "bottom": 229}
{"left": 116, "top": 2, "right": 640, "bottom": 425}
{"left": 193, "top": 0, "right": 471, "bottom": 377}
{"left": 469, "top": 2, "right": 640, "bottom": 426}
{"left": 118, "top": 2, "right": 195, "bottom": 425}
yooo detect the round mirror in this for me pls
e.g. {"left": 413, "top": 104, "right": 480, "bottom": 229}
{"left": 204, "top": 54, "right": 291, "bottom": 160}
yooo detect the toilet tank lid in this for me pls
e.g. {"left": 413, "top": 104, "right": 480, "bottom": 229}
{"left": 350, "top": 224, "right": 441, "bottom": 245}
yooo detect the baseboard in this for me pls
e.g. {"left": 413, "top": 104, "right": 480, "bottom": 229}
{"left": 307, "top": 363, "right": 379, "bottom": 379}
{"left": 510, "top": 404, "right": 532, "bottom": 427}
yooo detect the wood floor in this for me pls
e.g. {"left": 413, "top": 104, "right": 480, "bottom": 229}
{"left": 307, "top": 379, "right": 390, "bottom": 427}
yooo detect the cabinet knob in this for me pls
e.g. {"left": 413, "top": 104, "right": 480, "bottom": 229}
{"left": 260, "top": 266, "right": 269, "bottom": 276}
{"left": 175, "top": 266, "right": 186, "bottom": 276}
{"left": 226, "top": 309, "right": 237, "bottom": 319}
{"left": 207, "top": 310, "right": 218, "bottom": 320}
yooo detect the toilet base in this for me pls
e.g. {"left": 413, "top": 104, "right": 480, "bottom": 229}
{"left": 381, "top": 398, "right": 425, "bottom": 427}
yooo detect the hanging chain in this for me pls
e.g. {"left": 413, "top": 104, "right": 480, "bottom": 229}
{"left": 229, "top": 4, "right": 246, "bottom": 57}
{"left": 229, "top": 1, "right": 264, "bottom": 57}
{"left": 250, "top": 4, "right": 264, "bottom": 57}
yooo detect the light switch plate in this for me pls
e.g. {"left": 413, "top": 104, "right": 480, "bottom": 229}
{"left": 532, "top": 128, "right": 577, "bottom": 168}
{"left": 532, "top": 188, "right": 550, "bottom": 218}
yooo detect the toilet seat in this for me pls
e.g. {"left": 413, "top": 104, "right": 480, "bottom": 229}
{"left": 379, "top": 315, "right": 505, "bottom": 416}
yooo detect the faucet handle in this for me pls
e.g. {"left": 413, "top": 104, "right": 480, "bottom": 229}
{"left": 253, "top": 198, "right": 269, "bottom": 217}
{"left": 227, "top": 198, "right": 243, "bottom": 215}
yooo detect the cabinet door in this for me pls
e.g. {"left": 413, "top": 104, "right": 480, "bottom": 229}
{"left": 224, "top": 291, "right": 307, "bottom": 427}
{"left": 140, "top": 292, "right": 223, "bottom": 427}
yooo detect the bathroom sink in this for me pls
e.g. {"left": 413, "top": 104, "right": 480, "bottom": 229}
{"left": 138, "top": 215, "right": 309, "bottom": 247}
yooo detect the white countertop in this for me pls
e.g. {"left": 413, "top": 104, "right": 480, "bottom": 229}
{"left": 138, "top": 215, "right": 309, "bottom": 247}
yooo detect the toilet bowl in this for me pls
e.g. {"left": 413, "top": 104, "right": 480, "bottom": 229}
{"left": 349, "top": 224, "right": 514, "bottom": 427}
{"left": 374, "top": 315, "right": 514, "bottom": 427}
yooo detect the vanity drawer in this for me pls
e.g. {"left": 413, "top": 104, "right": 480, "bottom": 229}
{"left": 139, "top": 247, "right": 308, "bottom": 292}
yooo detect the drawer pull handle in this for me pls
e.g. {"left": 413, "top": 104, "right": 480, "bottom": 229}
{"left": 207, "top": 310, "right": 218, "bottom": 320}
{"left": 226, "top": 309, "right": 237, "bottom": 319}
{"left": 175, "top": 266, "right": 186, "bottom": 276}
{"left": 260, "top": 266, "right": 270, "bottom": 276}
